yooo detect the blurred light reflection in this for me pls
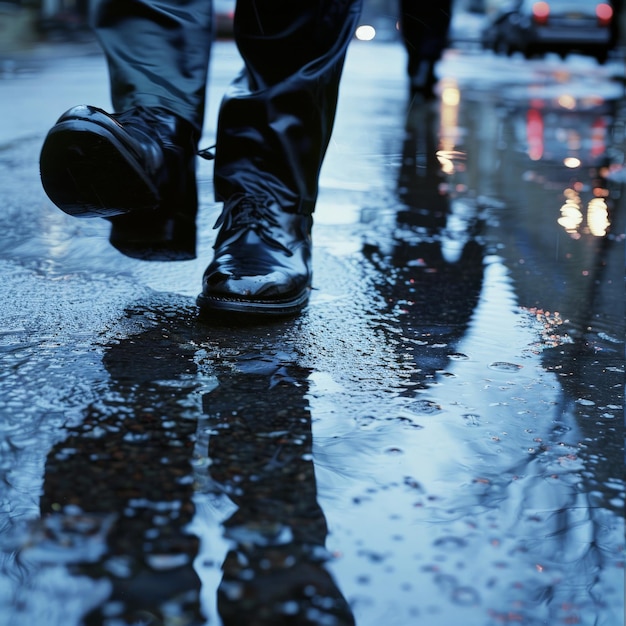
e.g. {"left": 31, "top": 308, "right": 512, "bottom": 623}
{"left": 556, "top": 187, "right": 610, "bottom": 237}
{"left": 439, "top": 79, "right": 461, "bottom": 155}
{"left": 355, "top": 25, "right": 376, "bottom": 41}
{"left": 436, "top": 151, "right": 466, "bottom": 176}
{"left": 527, "top": 108, "right": 544, "bottom": 160}
{"left": 590, "top": 118, "right": 607, "bottom": 158}
{"left": 442, "top": 85, "right": 460, "bottom": 107}
{"left": 587, "top": 197, "right": 610, "bottom": 236}
{"left": 558, "top": 189, "right": 584, "bottom": 235}
{"left": 436, "top": 152, "right": 455, "bottom": 175}
{"left": 558, "top": 202, "right": 583, "bottom": 234}
{"left": 557, "top": 94, "right": 576, "bottom": 110}
{"left": 563, "top": 157, "right": 581, "bottom": 168}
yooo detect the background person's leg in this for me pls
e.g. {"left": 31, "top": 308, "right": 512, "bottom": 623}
{"left": 213, "top": 0, "right": 363, "bottom": 215}
{"left": 399, "top": 0, "right": 452, "bottom": 97}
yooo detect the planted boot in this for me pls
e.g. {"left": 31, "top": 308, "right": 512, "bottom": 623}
{"left": 197, "top": 194, "right": 313, "bottom": 317}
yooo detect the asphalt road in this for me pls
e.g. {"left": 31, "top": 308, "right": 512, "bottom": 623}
{"left": 0, "top": 38, "right": 624, "bottom": 626}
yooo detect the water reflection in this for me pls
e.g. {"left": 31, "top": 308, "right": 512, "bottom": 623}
{"left": 342, "top": 87, "right": 624, "bottom": 623}
{"left": 37, "top": 316, "right": 353, "bottom": 625}
{"left": 362, "top": 98, "right": 485, "bottom": 387}
{"left": 437, "top": 68, "right": 624, "bottom": 621}
{"left": 488, "top": 94, "right": 624, "bottom": 338}
{"left": 438, "top": 67, "right": 625, "bottom": 340}
{"left": 203, "top": 352, "right": 354, "bottom": 625}
{"left": 40, "top": 321, "right": 203, "bottom": 625}
{"left": 523, "top": 96, "right": 616, "bottom": 240}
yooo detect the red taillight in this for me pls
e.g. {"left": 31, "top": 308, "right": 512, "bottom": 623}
{"left": 591, "top": 117, "right": 607, "bottom": 158}
{"left": 596, "top": 3, "right": 613, "bottom": 26}
{"left": 526, "top": 108, "right": 544, "bottom": 161}
{"left": 532, "top": 1, "right": 550, "bottom": 25}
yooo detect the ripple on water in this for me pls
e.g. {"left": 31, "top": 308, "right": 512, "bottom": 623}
{"left": 488, "top": 361, "right": 524, "bottom": 372}
{"left": 462, "top": 413, "right": 481, "bottom": 426}
{"left": 452, "top": 586, "right": 481, "bottom": 607}
{"left": 409, "top": 399, "right": 442, "bottom": 414}
{"left": 433, "top": 536, "right": 468, "bottom": 551}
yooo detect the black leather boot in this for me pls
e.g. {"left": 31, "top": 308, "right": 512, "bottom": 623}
{"left": 197, "top": 195, "right": 313, "bottom": 317}
{"left": 39, "top": 104, "right": 199, "bottom": 260}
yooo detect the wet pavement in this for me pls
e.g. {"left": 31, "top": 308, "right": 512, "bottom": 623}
{"left": 0, "top": 38, "right": 625, "bottom": 626}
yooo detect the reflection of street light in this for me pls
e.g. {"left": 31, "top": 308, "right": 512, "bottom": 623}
{"left": 442, "top": 85, "right": 460, "bottom": 107}
{"left": 563, "top": 157, "right": 581, "bottom": 168}
{"left": 436, "top": 152, "right": 455, "bottom": 175}
{"left": 558, "top": 189, "right": 583, "bottom": 236}
{"left": 558, "top": 201, "right": 583, "bottom": 234}
{"left": 436, "top": 150, "right": 465, "bottom": 176}
{"left": 557, "top": 94, "right": 576, "bottom": 110}
{"left": 556, "top": 187, "right": 609, "bottom": 238}
{"left": 439, "top": 79, "right": 460, "bottom": 154}
{"left": 587, "top": 197, "right": 610, "bottom": 237}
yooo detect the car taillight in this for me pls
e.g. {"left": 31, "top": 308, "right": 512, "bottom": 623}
{"left": 532, "top": 1, "right": 550, "bottom": 25}
{"left": 596, "top": 3, "right": 613, "bottom": 26}
{"left": 526, "top": 108, "right": 544, "bottom": 161}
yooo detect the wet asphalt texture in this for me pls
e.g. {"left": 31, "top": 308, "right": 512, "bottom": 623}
{"left": 0, "top": 36, "right": 625, "bottom": 626}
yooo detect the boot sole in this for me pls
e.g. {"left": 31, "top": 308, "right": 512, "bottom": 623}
{"left": 196, "top": 287, "right": 310, "bottom": 319}
{"left": 40, "top": 119, "right": 159, "bottom": 219}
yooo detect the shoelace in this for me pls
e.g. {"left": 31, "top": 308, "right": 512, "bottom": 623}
{"left": 197, "top": 145, "right": 215, "bottom": 160}
{"left": 213, "top": 194, "right": 293, "bottom": 256}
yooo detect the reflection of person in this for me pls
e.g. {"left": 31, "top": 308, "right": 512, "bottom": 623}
{"left": 39, "top": 317, "right": 353, "bottom": 624}
{"left": 364, "top": 99, "right": 484, "bottom": 380}
{"left": 40, "top": 324, "right": 203, "bottom": 625}
{"left": 204, "top": 353, "right": 355, "bottom": 625}
{"left": 39, "top": 1, "right": 362, "bottom": 318}
{"left": 399, "top": 1, "right": 453, "bottom": 98}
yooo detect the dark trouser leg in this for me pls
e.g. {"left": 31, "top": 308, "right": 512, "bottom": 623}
{"left": 213, "top": 0, "right": 363, "bottom": 215}
{"left": 92, "top": 0, "right": 213, "bottom": 133}
{"left": 78, "top": 0, "right": 214, "bottom": 260}
{"left": 399, "top": 0, "right": 452, "bottom": 93}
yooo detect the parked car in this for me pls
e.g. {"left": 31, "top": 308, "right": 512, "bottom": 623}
{"left": 482, "top": 0, "right": 614, "bottom": 63}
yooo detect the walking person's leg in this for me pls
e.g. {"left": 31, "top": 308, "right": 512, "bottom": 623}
{"left": 39, "top": 0, "right": 213, "bottom": 260}
{"left": 399, "top": 0, "right": 452, "bottom": 98}
{"left": 39, "top": 0, "right": 364, "bottom": 318}
{"left": 198, "top": 0, "right": 363, "bottom": 316}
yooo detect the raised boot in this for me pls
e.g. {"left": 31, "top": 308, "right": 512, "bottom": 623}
{"left": 39, "top": 104, "right": 199, "bottom": 260}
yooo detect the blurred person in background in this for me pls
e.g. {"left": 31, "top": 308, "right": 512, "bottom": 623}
{"left": 399, "top": 0, "right": 453, "bottom": 98}
{"left": 39, "top": 0, "right": 362, "bottom": 319}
